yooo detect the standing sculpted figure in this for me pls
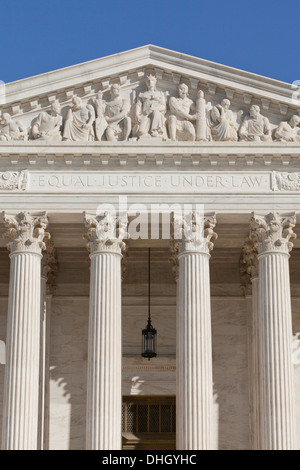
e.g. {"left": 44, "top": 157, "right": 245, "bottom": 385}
{"left": 63, "top": 95, "right": 95, "bottom": 141}
{"left": 167, "top": 83, "right": 196, "bottom": 141}
{"left": 94, "top": 84, "right": 131, "bottom": 141}
{"left": 31, "top": 101, "right": 62, "bottom": 141}
{"left": 133, "top": 74, "right": 166, "bottom": 139}
{"left": 208, "top": 98, "right": 238, "bottom": 141}
{"left": 239, "top": 105, "right": 271, "bottom": 142}
{"left": 0, "top": 113, "right": 27, "bottom": 141}
{"left": 274, "top": 115, "right": 300, "bottom": 142}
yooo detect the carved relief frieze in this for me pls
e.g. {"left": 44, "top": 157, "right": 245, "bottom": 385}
{"left": 0, "top": 170, "right": 28, "bottom": 190}
{"left": 1, "top": 65, "right": 299, "bottom": 145}
{"left": 272, "top": 171, "right": 300, "bottom": 191}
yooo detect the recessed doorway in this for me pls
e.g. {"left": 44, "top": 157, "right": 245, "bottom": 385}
{"left": 122, "top": 396, "right": 176, "bottom": 450}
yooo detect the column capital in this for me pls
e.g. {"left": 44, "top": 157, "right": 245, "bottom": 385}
{"left": 250, "top": 212, "right": 296, "bottom": 256}
{"left": 3, "top": 211, "right": 49, "bottom": 255}
{"left": 84, "top": 211, "right": 129, "bottom": 256}
{"left": 173, "top": 211, "right": 217, "bottom": 255}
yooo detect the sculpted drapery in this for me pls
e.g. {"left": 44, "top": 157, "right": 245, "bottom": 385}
{"left": 1, "top": 74, "right": 299, "bottom": 143}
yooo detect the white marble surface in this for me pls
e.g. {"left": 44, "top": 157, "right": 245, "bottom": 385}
{"left": 0, "top": 243, "right": 299, "bottom": 449}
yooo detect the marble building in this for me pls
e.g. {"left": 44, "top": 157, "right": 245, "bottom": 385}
{"left": 0, "top": 45, "right": 300, "bottom": 450}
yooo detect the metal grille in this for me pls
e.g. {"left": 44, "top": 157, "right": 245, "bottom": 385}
{"left": 161, "top": 404, "right": 171, "bottom": 432}
{"left": 137, "top": 405, "right": 148, "bottom": 432}
{"left": 171, "top": 404, "right": 176, "bottom": 433}
{"left": 122, "top": 397, "right": 176, "bottom": 433}
{"left": 126, "top": 404, "right": 136, "bottom": 432}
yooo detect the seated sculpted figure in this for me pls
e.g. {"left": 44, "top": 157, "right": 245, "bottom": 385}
{"left": 63, "top": 95, "right": 95, "bottom": 141}
{"left": 208, "top": 99, "right": 238, "bottom": 141}
{"left": 239, "top": 105, "right": 271, "bottom": 142}
{"left": 31, "top": 100, "right": 62, "bottom": 141}
{"left": 167, "top": 83, "right": 196, "bottom": 141}
{"left": 133, "top": 74, "right": 166, "bottom": 139}
{"left": 94, "top": 84, "right": 131, "bottom": 141}
{"left": 274, "top": 115, "right": 300, "bottom": 142}
{"left": 0, "top": 113, "right": 27, "bottom": 141}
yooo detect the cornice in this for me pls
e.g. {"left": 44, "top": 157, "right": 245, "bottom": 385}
{"left": 2, "top": 45, "right": 298, "bottom": 108}
{"left": 0, "top": 141, "right": 300, "bottom": 168}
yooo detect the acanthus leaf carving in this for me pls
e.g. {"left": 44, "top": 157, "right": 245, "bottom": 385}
{"left": 84, "top": 211, "right": 130, "bottom": 255}
{"left": 250, "top": 211, "right": 296, "bottom": 255}
{"left": 3, "top": 211, "right": 49, "bottom": 254}
{"left": 173, "top": 211, "right": 217, "bottom": 255}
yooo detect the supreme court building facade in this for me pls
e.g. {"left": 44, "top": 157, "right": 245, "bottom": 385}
{"left": 0, "top": 45, "right": 300, "bottom": 450}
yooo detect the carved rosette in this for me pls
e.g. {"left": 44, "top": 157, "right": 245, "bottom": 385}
{"left": 250, "top": 212, "right": 296, "bottom": 256}
{"left": 84, "top": 211, "right": 129, "bottom": 256}
{"left": 173, "top": 211, "right": 217, "bottom": 255}
{"left": 3, "top": 211, "right": 49, "bottom": 255}
{"left": 41, "top": 238, "right": 58, "bottom": 293}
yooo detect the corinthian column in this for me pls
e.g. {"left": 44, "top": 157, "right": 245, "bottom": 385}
{"left": 84, "top": 211, "right": 128, "bottom": 450}
{"left": 250, "top": 212, "right": 296, "bottom": 450}
{"left": 1, "top": 211, "right": 49, "bottom": 450}
{"left": 174, "top": 211, "right": 217, "bottom": 450}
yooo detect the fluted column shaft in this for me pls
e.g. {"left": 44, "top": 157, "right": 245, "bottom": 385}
{"left": 1, "top": 211, "right": 49, "bottom": 450}
{"left": 86, "top": 251, "right": 122, "bottom": 450}
{"left": 37, "top": 273, "right": 47, "bottom": 450}
{"left": 250, "top": 275, "right": 260, "bottom": 450}
{"left": 177, "top": 251, "right": 213, "bottom": 449}
{"left": 174, "top": 211, "right": 217, "bottom": 450}
{"left": 258, "top": 252, "right": 295, "bottom": 449}
{"left": 2, "top": 252, "right": 42, "bottom": 450}
{"left": 251, "top": 212, "right": 296, "bottom": 450}
{"left": 84, "top": 212, "right": 128, "bottom": 450}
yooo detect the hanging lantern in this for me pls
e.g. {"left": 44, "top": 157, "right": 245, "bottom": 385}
{"left": 141, "top": 248, "right": 157, "bottom": 360}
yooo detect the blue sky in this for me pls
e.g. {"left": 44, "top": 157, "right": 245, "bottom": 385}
{"left": 1, "top": 0, "right": 300, "bottom": 85}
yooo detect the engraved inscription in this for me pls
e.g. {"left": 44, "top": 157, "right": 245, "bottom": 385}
{"left": 28, "top": 171, "right": 272, "bottom": 193}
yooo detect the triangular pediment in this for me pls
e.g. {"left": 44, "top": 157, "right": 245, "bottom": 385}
{"left": 0, "top": 45, "right": 299, "bottom": 144}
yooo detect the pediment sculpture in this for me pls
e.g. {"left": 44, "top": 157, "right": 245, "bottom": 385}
{"left": 0, "top": 113, "right": 28, "bottom": 141}
{"left": 31, "top": 101, "right": 62, "bottom": 141}
{"left": 0, "top": 75, "right": 299, "bottom": 144}
{"left": 132, "top": 74, "right": 167, "bottom": 140}
{"left": 94, "top": 84, "right": 131, "bottom": 142}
